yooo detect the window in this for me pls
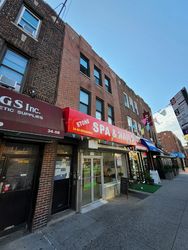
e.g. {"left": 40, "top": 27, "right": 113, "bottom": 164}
{"left": 127, "top": 116, "right": 133, "bottom": 132}
{"left": 134, "top": 101, "right": 139, "bottom": 115}
{"left": 103, "top": 153, "right": 126, "bottom": 184}
{"left": 105, "top": 75, "right": 111, "bottom": 93}
{"left": 0, "top": 0, "right": 5, "bottom": 8}
{"left": 108, "top": 105, "right": 114, "bottom": 125}
{"left": 96, "top": 98, "right": 104, "bottom": 120}
{"left": 17, "top": 6, "right": 41, "bottom": 38}
{"left": 124, "top": 92, "right": 129, "bottom": 107}
{"left": 80, "top": 53, "right": 90, "bottom": 76}
{"left": 79, "top": 89, "right": 90, "bottom": 114}
{"left": 129, "top": 97, "right": 134, "bottom": 111}
{"left": 0, "top": 49, "right": 28, "bottom": 92}
{"left": 138, "top": 123, "right": 142, "bottom": 135}
{"left": 132, "top": 119, "right": 138, "bottom": 135}
{"left": 94, "top": 65, "right": 102, "bottom": 86}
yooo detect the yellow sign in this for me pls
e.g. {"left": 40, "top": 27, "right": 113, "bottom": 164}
{"left": 184, "top": 134, "right": 188, "bottom": 141}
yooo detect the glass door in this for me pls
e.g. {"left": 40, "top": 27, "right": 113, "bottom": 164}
{"left": 82, "top": 156, "right": 103, "bottom": 206}
{"left": 93, "top": 158, "right": 102, "bottom": 201}
{"left": 82, "top": 158, "right": 92, "bottom": 206}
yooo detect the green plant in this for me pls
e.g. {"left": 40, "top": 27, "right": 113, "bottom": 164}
{"left": 144, "top": 171, "right": 153, "bottom": 184}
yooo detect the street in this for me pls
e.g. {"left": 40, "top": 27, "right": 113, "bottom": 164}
{"left": 1, "top": 172, "right": 188, "bottom": 250}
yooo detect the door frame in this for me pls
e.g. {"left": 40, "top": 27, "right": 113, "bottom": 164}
{"left": 80, "top": 153, "right": 104, "bottom": 206}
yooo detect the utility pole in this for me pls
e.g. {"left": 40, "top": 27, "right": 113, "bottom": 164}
{"left": 54, "top": 0, "right": 68, "bottom": 24}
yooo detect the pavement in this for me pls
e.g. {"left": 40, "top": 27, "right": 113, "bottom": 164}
{"left": 1, "top": 172, "right": 188, "bottom": 250}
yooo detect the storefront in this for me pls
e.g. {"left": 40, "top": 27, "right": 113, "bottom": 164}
{"left": 128, "top": 143, "right": 148, "bottom": 182}
{"left": 63, "top": 107, "right": 138, "bottom": 211}
{"left": 140, "top": 138, "right": 161, "bottom": 170}
{"left": 0, "top": 87, "right": 64, "bottom": 234}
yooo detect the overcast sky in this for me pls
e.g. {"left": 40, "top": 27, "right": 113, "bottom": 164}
{"left": 46, "top": 0, "right": 188, "bottom": 114}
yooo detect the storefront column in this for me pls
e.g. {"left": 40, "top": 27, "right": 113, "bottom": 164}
{"left": 32, "top": 141, "right": 57, "bottom": 231}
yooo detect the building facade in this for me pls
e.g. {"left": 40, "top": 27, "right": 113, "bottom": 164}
{"left": 158, "top": 131, "right": 184, "bottom": 153}
{"left": 117, "top": 77, "right": 159, "bottom": 181}
{"left": 54, "top": 24, "right": 159, "bottom": 214}
{"left": 0, "top": 0, "right": 65, "bottom": 234}
{"left": 0, "top": 1, "right": 160, "bottom": 236}
{"left": 157, "top": 131, "right": 187, "bottom": 168}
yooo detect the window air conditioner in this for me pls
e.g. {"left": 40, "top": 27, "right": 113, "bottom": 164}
{"left": 0, "top": 74, "right": 17, "bottom": 89}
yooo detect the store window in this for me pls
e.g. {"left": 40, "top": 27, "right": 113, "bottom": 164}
{"left": 103, "top": 152, "right": 126, "bottom": 183}
{"left": 129, "top": 151, "right": 144, "bottom": 181}
{"left": 0, "top": 49, "right": 28, "bottom": 92}
{"left": 105, "top": 75, "right": 111, "bottom": 93}
{"left": 94, "top": 65, "right": 102, "bottom": 86}
{"left": 80, "top": 53, "right": 90, "bottom": 76}
{"left": 17, "top": 6, "right": 41, "bottom": 38}
{"left": 96, "top": 98, "right": 104, "bottom": 120}
{"left": 79, "top": 89, "right": 90, "bottom": 114}
{"left": 54, "top": 145, "right": 72, "bottom": 181}
{"left": 108, "top": 105, "right": 114, "bottom": 125}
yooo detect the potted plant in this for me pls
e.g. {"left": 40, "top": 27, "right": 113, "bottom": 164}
{"left": 144, "top": 171, "right": 154, "bottom": 185}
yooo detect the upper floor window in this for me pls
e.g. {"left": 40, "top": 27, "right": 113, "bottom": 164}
{"left": 134, "top": 101, "right": 139, "bottom": 115}
{"left": 124, "top": 92, "right": 129, "bottom": 107}
{"left": 127, "top": 116, "right": 133, "bottom": 132}
{"left": 94, "top": 65, "right": 102, "bottom": 86}
{"left": 105, "top": 75, "right": 111, "bottom": 93}
{"left": 96, "top": 98, "right": 104, "bottom": 120}
{"left": 79, "top": 89, "right": 90, "bottom": 114}
{"left": 0, "top": 49, "right": 28, "bottom": 92}
{"left": 129, "top": 97, "right": 134, "bottom": 112}
{"left": 80, "top": 53, "right": 90, "bottom": 77}
{"left": 0, "top": 0, "right": 5, "bottom": 8}
{"left": 132, "top": 119, "right": 138, "bottom": 135}
{"left": 108, "top": 105, "right": 114, "bottom": 125}
{"left": 138, "top": 123, "right": 142, "bottom": 136}
{"left": 17, "top": 6, "right": 41, "bottom": 38}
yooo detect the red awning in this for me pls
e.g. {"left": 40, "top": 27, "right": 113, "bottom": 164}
{"left": 0, "top": 87, "right": 64, "bottom": 138}
{"left": 63, "top": 107, "right": 139, "bottom": 146}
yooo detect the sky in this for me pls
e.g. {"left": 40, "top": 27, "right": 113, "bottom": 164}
{"left": 45, "top": 0, "right": 187, "bottom": 114}
{"left": 153, "top": 105, "right": 186, "bottom": 146}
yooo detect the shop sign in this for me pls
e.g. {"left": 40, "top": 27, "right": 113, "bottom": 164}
{"left": 0, "top": 87, "right": 64, "bottom": 138}
{"left": 170, "top": 87, "right": 188, "bottom": 135}
{"left": 63, "top": 107, "right": 139, "bottom": 146}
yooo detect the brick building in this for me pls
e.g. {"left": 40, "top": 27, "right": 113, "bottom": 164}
{"left": 158, "top": 131, "right": 184, "bottom": 153}
{"left": 157, "top": 131, "right": 186, "bottom": 169}
{"left": 55, "top": 24, "right": 159, "bottom": 213}
{"left": 0, "top": 0, "right": 65, "bottom": 234}
{"left": 117, "top": 77, "right": 159, "bottom": 181}
{"left": 0, "top": 1, "right": 160, "bottom": 237}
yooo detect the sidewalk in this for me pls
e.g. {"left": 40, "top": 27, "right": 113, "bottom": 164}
{"left": 1, "top": 173, "right": 188, "bottom": 250}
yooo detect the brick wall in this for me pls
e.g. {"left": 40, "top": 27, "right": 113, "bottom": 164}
{"left": 0, "top": 0, "right": 64, "bottom": 104}
{"left": 117, "top": 76, "right": 158, "bottom": 142}
{"left": 158, "top": 131, "right": 183, "bottom": 153}
{"left": 56, "top": 24, "right": 122, "bottom": 126}
{"left": 32, "top": 141, "right": 57, "bottom": 230}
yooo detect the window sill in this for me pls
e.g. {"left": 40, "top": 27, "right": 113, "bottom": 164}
{"left": 11, "top": 22, "right": 39, "bottom": 42}
{"left": 80, "top": 71, "right": 90, "bottom": 79}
